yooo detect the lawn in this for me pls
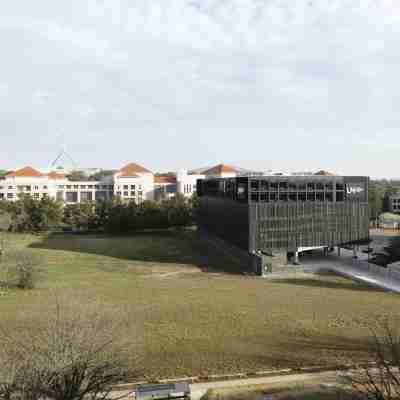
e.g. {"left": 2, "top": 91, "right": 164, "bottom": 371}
{"left": 0, "top": 231, "right": 399, "bottom": 380}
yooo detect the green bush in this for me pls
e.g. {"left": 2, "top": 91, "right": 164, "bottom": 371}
{"left": 104, "top": 195, "right": 196, "bottom": 233}
{"left": 0, "top": 196, "right": 63, "bottom": 233}
{"left": 5, "top": 251, "right": 40, "bottom": 289}
{"left": 0, "top": 194, "right": 197, "bottom": 234}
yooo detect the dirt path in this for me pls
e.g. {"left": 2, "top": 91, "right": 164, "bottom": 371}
{"left": 110, "top": 369, "right": 347, "bottom": 400}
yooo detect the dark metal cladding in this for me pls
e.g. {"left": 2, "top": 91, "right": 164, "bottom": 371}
{"left": 197, "top": 175, "right": 370, "bottom": 254}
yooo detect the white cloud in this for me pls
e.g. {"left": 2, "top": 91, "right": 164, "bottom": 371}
{"left": 0, "top": 0, "right": 399, "bottom": 176}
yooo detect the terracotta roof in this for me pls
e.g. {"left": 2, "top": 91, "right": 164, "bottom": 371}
{"left": 6, "top": 166, "right": 43, "bottom": 178}
{"left": 47, "top": 171, "right": 66, "bottom": 180}
{"left": 203, "top": 164, "right": 238, "bottom": 176}
{"left": 116, "top": 162, "right": 152, "bottom": 177}
{"left": 154, "top": 175, "right": 177, "bottom": 184}
{"left": 314, "top": 170, "right": 335, "bottom": 176}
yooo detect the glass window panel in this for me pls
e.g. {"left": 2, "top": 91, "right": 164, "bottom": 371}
{"left": 307, "top": 192, "right": 315, "bottom": 201}
{"left": 250, "top": 180, "right": 259, "bottom": 192}
{"left": 307, "top": 182, "right": 315, "bottom": 190}
{"left": 316, "top": 192, "right": 324, "bottom": 201}
{"left": 279, "top": 192, "right": 288, "bottom": 201}
{"left": 260, "top": 181, "right": 269, "bottom": 191}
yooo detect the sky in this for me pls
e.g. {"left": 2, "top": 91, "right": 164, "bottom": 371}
{"left": 0, "top": 0, "right": 399, "bottom": 178}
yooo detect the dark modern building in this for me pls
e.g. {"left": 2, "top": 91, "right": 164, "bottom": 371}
{"left": 197, "top": 175, "right": 370, "bottom": 274}
{"left": 386, "top": 192, "right": 400, "bottom": 214}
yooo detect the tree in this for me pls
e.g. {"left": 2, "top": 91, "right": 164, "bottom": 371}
{"left": 63, "top": 203, "right": 97, "bottom": 231}
{"left": 88, "top": 170, "right": 114, "bottom": 182}
{"left": 0, "top": 211, "right": 11, "bottom": 258}
{"left": 0, "top": 300, "right": 129, "bottom": 400}
{"left": 66, "top": 171, "right": 88, "bottom": 182}
{"left": 2, "top": 197, "right": 63, "bottom": 233}
{"left": 351, "top": 319, "right": 400, "bottom": 400}
{"left": 369, "top": 182, "right": 386, "bottom": 220}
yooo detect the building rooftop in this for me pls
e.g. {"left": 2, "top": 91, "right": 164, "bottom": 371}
{"left": 6, "top": 166, "right": 43, "bottom": 178}
{"left": 154, "top": 175, "right": 177, "bottom": 184}
{"left": 202, "top": 163, "right": 239, "bottom": 175}
{"left": 116, "top": 162, "right": 152, "bottom": 177}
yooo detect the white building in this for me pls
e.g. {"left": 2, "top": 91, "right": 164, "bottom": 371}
{"left": 0, "top": 162, "right": 245, "bottom": 204}
{"left": 0, "top": 162, "right": 155, "bottom": 204}
{"left": 113, "top": 163, "right": 155, "bottom": 202}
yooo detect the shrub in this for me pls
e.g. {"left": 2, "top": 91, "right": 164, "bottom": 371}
{"left": 6, "top": 251, "right": 40, "bottom": 289}
{"left": 0, "top": 299, "right": 129, "bottom": 400}
{"left": 351, "top": 319, "right": 400, "bottom": 400}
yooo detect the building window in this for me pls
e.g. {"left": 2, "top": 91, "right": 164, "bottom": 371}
{"left": 336, "top": 191, "right": 344, "bottom": 202}
{"left": 8, "top": 186, "right": 13, "bottom": 190}
{"left": 80, "top": 192, "right": 93, "bottom": 202}
{"left": 88, "top": 185, "right": 93, "bottom": 189}
{"left": 80, "top": 185, "right": 87, "bottom": 189}
{"left": 123, "top": 191, "right": 129, "bottom": 197}
{"left": 34, "top": 186, "right": 39, "bottom": 190}
{"left": 73, "top": 185, "right": 79, "bottom": 189}
{"left": 123, "top": 185, "right": 129, "bottom": 190}
{"left": 7, "top": 193, "right": 13, "bottom": 199}
{"left": 131, "top": 185, "right": 135, "bottom": 190}
{"left": 34, "top": 193, "right": 40, "bottom": 199}
{"left": 65, "top": 192, "right": 78, "bottom": 203}
{"left": 95, "top": 185, "right": 100, "bottom": 190}
{"left": 43, "top": 186, "right": 48, "bottom": 190}
{"left": 130, "top": 192, "right": 136, "bottom": 197}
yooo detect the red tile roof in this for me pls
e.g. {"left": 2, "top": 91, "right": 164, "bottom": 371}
{"left": 6, "top": 166, "right": 43, "bottom": 178}
{"left": 47, "top": 171, "right": 66, "bottom": 180}
{"left": 154, "top": 175, "right": 177, "bottom": 184}
{"left": 116, "top": 162, "right": 152, "bottom": 177}
{"left": 203, "top": 164, "right": 238, "bottom": 176}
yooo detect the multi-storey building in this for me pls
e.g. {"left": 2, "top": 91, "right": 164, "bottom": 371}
{"left": 0, "top": 162, "right": 244, "bottom": 204}
{"left": 386, "top": 193, "right": 400, "bottom": 214}
{"left": 0, "top": 162, "right": 156, "bottom": 204}
{"left": 197, "top": 174, "right": 370, "bottom": 274}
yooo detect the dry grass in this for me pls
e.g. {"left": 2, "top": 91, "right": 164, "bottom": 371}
{"left": 0, "top": 232, "right": 400, "bottom": 380}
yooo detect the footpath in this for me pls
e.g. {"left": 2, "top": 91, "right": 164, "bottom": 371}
{"left": 302, "top": 249, "right": 400, "bottom": 293}
{"left": 110, "top": 368, "right": 345, "bottom": 400}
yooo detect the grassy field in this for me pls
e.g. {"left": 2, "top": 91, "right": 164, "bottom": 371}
{"left": 0, "top": 231, "right": 400, "bottom": 380}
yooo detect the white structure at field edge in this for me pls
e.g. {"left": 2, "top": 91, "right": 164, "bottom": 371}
{"left": 0, "top": 163, "right": 242, "bottom": 204}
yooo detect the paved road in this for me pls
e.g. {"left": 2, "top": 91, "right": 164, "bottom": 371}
{"left": 189, "top": 370, "right": 340, "bottom": 400}
{"left": 301, "top": 249, "right": 400, "bottom": 293}
{"left": 110, "top": 369, "right": 342, "bottom": 400}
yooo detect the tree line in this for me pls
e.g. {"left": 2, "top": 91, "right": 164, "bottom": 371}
{"left": 369, "top": 179, "right": 400, "bottom": 220}
{"left": 0, "top": 194, "right": 198, "bottom": 234}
